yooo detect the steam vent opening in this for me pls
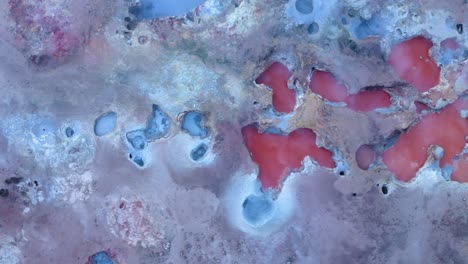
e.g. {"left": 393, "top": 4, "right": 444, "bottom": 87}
{"left": 1, "top": 0, "right": 467, "bottom": 263}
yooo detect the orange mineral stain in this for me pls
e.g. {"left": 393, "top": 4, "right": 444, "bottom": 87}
{"left": 388, "top": 36, "right": 440, "bottom": 92}
{"left": 255, "top": 62, "right": 296, "bottom": 113}
{"left": 242, "top": 124, "right": 335, "bottom": 189}
{"left": 383, "top": 99, "right": 468, "bottom": 182}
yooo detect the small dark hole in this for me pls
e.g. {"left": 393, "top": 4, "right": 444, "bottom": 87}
{"left": 456, "top": 24, "right": 463, "bottom": 34}
{"left": 5, "top": 177, "right": 22, "bottom": 185}
{"left": 34, "top": 180, "right": 38, "bottom": 187}
{"left": 381, "top": 185, "right": 388, "bottom": 195}
{"left": 307, "top": 22, "right": 319, "bottom": 34}
{"left": 253, "top": 101, "right": 259, "bottom": 105}
{"left": 352, "top": 193, "right": 357, "bottom": 197}
{"left": 65, "top": 127, "right": 74, "bottom": 137}
{"left": 232, "top": 0, "right": 241, "bottom": 7}
{"left": 0, "top": 189, "right": 9, "bottom": 198}
{"left": 339, "top": 171, "right": 345, "bottom": 176}
{"left": 126, "top": 22, "right": 137, "bottom": 31}
{"left": 123, "top": 31, "right": 132, "bottom": 40}
{"left": 129, "top": 153, "right": 133, "bottom": 159}
{"left": 186, "top": 12, "right": 195, "bottom": 22}
{"left": 191, "top": 144, "right": 208, "bottom": 161}
{"left": 29, "top": 54, "right": 50, "bottom": 66}
{"left": 138, "top": 36, "right": 148, "bottom": 45}
{"left": 341, "top": 17, "right": 348, "bottom": 25}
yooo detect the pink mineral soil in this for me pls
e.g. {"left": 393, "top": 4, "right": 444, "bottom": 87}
{"left": 440, "top": 37, "right": 460, "bottom": 51}
{"left": 355, "top": 144, "right": 376, "bottom": 170}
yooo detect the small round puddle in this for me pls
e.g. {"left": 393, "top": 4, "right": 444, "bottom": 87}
{"left": 295, "top": 0, "right": 314, "bottom": 14}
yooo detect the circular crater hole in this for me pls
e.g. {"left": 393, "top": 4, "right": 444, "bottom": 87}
{"left": 381, "top": 185, "right": 388, "bottom": 195}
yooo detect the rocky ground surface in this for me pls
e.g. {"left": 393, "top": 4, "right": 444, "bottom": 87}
{"left": 0, "top": 0, "right": 466, "bottom": 263}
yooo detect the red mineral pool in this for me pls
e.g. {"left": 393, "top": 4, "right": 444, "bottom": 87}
{"left": 309, "top": 70, "right": 391, "bottom": 111}
{"left": 242, "top": 124, "right": 335, "bottom": 189}
{"left": 309, "top": 70, "right": 348, "bottom": 103}
{"left": 388, "top": 36, "right": 440, "bottom": 92}
{"left": 255, "top": 62, "right": 296, "bottom": 113}
{"left": 383, "top": 99, "right": 468, "bottom": 182}
{"left": 345, "top": 90, "right": 391, "bottom": 112}
{"left": 452, "top": 154, "right": 468, "bottom": 183}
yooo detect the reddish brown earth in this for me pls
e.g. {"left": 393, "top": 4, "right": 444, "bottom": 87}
{"left": 355, "top": 144, "right": 376, "bottom": 170}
